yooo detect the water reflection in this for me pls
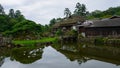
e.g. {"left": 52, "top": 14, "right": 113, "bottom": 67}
{"left": 0, "top": 43, "right": 120, "bottom": 68}
{"left": 11, "top": 47, "right": 44, "bottom": 64}
{"left": 0, "top": 56, "right": 4, "bottom": 67}
{"left": 52, "top": 43, "right": 120, "bottom": 65}
{"left": 0, "top": 45, "right": 44, "bottom": 66}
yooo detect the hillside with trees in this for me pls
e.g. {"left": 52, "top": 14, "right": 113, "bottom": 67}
{"left": 0, "top": 4, "right": 43, "bottom": 40}
{"left": 87, "top": 6, "right": 120, "bottom": 19}
{"left": 49, "top": 2, "right": 120, "bottom": 27}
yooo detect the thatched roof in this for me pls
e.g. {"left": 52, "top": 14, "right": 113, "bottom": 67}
{"left": 52, "top": 22, "right": 60, "bottom": 28}
{"left": 60, "top": 16, "right": 85, "bottom": 26}
{"left": 52, "top": 15, "right": 85, "bottom": 28}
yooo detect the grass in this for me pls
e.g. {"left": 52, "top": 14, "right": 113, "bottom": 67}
{"left": 12, "top": 37, "right": 58, "bottom": 45}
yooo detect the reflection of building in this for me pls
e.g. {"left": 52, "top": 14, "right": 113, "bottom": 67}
{"left": 52, "top": 44, "right": 120, "bottom": 65}
{"left": 81, "top": 46, "right": 120, "bottom": 65}
{"left": 78, "top": 16, "right": 120, "bottom": 37}
{"left": 58, "top": 49, "right": 90, "bottom": 64}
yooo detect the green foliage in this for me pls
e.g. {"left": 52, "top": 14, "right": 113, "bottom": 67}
{"left": 49, "top": 18, "right": 63, "bottom": 27}
{"left": 94, "top": 37, "right": 104, "bottom": 45}
{"left": 91, "top": 10, "right": 102, "bottom": 18}
{"left": 49, "top": 18, "right": 56, "bottom": 26}
{"left": 9, "top": 9, "right": 15, "bottom": 18}
{"left": 78, "top": 33, "right": 84, "bottom": 38}
{"left": 11, "top": 47, "right": 43, "bottom": 64}
{"left": 15, "top": 10, "right": 25, "bottom": 21}
{"left": 12, "top": 37, "right": 58, "bottom": 45}
{"left": 0, "top": 15, "right": 13, "bottom": 32}
{"left": 74, "top": 2, "right": 87, "bottom": 16}
{"left": 15, "top": 10, "right": 21, "bottom": 18}
{"left": 3, "top": 20, "right": 42, "bottom": 39}
{"left": 56, "top": 29, "right": 62, "bottom": 36}
{"left": 65, "top": 29, "right": 77, "bottom": 36}
{"left": 62, "top": 3, "right": 120, "bottom": 20}
{"left": 0, "top": 4, "right": 44, "bottom": 39}
{"left": 44, "top": 24, "right": 50, "bottom": 32}
{"left": 87, "top": 6, "right": 120, "bottom": 19}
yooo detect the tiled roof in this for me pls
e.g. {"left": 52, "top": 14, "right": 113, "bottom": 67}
{"left": 91, "top": 18, "right": 120, "bottom": 27}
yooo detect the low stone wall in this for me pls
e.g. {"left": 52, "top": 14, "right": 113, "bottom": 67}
{"left": 0, "top": 37, "right": 12, "bottom": 47}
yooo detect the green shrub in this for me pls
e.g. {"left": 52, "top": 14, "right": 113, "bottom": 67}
{"left": 56, "top": 29, "right": 62, "bottom": 36}
{"left": 94, "top": 37, "right": 104, "bottom": 45}
{"left": 65, "top": 29, "right": 77, "bottom": 36}
{"left": 78, "top": 33, "right": 84, "bottom": 38}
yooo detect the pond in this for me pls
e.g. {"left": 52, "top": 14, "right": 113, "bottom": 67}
{"left": 0, "top": 43, "right": 120, "bottom": 68}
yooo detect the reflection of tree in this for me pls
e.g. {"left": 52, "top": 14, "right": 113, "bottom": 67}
{"left": 77, "top": 57, "right": 90, "bottom": 65}
{"left": 52, "top": 43, "right": 120, "bottom": 65}
{"left": 58, "top": 49, "right": 90, "bottom": 65}
{"left": 0, "top": 56, "right": 4, "bottom": 67}
{"left": 0, "top": 47, "right": 12, "bottom": 67}
{"left": 0, "top": 47, "right": 11, "bottom": 57}
{"left": 52, "top": 43, "right": 90, "bottom": 65}
{"left": 11, "top": 46, "right": 44, "bottom": 64}
{"left": 53, "top": 43, "right": 79, "bottom": 52}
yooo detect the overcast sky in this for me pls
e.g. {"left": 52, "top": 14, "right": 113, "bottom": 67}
{"left": 1, "top": 0, "right": 120, "bottom": 25}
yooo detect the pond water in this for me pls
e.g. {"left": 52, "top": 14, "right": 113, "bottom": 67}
{"left": 0, "top": 43, "right": 120, "bottom": 68}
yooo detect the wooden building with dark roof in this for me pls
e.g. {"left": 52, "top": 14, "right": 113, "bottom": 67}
{"left": 79, "top": 16, "right": 120, "bottom": 37}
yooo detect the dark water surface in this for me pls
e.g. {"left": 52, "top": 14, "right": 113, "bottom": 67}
{"left": 0, "top": 43, "right": 120, "bottom": 68}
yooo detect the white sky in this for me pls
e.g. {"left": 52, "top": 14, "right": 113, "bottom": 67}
{"left": 0, "top": 0, "right": 120, "bottom": 25}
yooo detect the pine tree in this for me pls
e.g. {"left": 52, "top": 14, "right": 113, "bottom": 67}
{"left": 74, "top": 2, "right": 87, "bottom": 16}
{"left": 9, "top": 9, "right": 15, "bottom": 18}
{"left": 64, "top": 8, "right": 71, "bottom": 18}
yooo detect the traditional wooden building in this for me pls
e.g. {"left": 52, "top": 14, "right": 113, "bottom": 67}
{"left": 52, "top": 15, "right": 85, "bottom": 34}
{"left": 52, "top": 22, "right": 61, "bottom": 34}
{"left": 78, "top": 16, "right": 120, "bottom": 37}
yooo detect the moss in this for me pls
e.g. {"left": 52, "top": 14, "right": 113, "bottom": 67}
{"left": 12, "top": 37, "right": 58, "bottom": 46}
